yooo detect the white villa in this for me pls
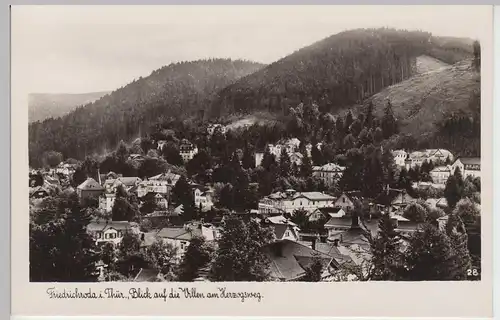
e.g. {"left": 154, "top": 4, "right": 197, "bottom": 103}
{"left": 430, "top": 165, "right": 453, "bottom": 184}
{"left": 137, "top": 171, "right": 180, "bottom": 198}
{"left": 179, "top": 139, "right": 199, "bottom": 162}
{"left": 258, "top": 189, "right": 336, "bottom": 215}
{"left": 87, "top": 220, "right": 139, "bottom": 246}
{"left": 451, "top": 157, "right": 481, "bottom": 179}
{"left": 405, "top": 149, "right": 454, "bottom": 169}
{"left": 392, "top": 150, "right": 408, "bottom": 167}
{"left": 193, "top": 186, "right": 214, "bottom": 212}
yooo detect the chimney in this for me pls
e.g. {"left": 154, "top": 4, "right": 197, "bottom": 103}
{"left": 98, "top": 167, "right": 102, "bottom": 185}
{"left": 333, "top": 239, "right": 340, "bottom": 247}
{"left": 140, "top": 233, "right": 145, "bottom": 241}
{"left": 311, "top": 238, "right": 317, "bottom": 251}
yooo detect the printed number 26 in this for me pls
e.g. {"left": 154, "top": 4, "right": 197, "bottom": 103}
{"left": 467, "top": 269, "right": 479, "bottom": 276}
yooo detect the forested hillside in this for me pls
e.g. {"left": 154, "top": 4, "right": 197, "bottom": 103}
{"left": 209, "top": 28, "right": 474, "bottom": 118}
{"left": 29, "top": 91, "right": 111, "bottom": 123}
{"left": 28, "top": 59, "right": 264, "bottom": 167}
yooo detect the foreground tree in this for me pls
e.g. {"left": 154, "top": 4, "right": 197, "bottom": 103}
{"left": 210, "top": 217, "right": 274, "bottom": 281}
{"left": 145, "top": 239, "right": 178, "bottom": 277}
{"left": 370, "top": 213, "right": 403, "bottom": 280}
{"left": 30, "top": 193, "right": 99, "bottom": 282}
{"left": 402, "top": 224, "right": 462, "bottom": 280}
{"left": 444, "top": 169, "right": 464, "bottom": 209}
{"left": 176, "top": 236, "right": 214, "bottom": 281}
{"left": 302, "top": 255, "right": 324, "bottom": 282}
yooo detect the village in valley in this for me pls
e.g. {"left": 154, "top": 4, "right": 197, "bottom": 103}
{"left": 29, "top": 108, "right": 482, "bottom": 282}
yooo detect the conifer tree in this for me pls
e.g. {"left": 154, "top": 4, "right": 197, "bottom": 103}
{"left": 371, "top": 213, "right": 403, "bottom": 280}
{"left": 300, "top": 151, "right": 313, "bottom": 178}
{"left": 177, "top": 236, "right": 214, "bottom": 281}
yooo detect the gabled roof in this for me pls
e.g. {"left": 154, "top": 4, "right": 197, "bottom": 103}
{"left": 133, "top": 268, "right": 160, "bottom": 282}
{"left": 456, "top": 157, "right": 481, "bottom": 165}
{"left": 324, "top": 216, "right": 353, "bottom": 228}
{"left": 87, "top": 220, "right": 131, "bottom": 232}
{"left": 263, "top": 239, "right": 334, "bottom": 281}
{"left": 30, "top": 186, "right": 50, "bottom": 196}
{"left": 431, "top": 166, "right": 452, "bottom": 173}
{"left": 265, "top": 215, "right": 298, "bottom": 226}
{"left": 312, "top": 163, "right": 346, "bottom": 172}
{"left": 295, "top": 192, "right": 336, "bottom": 201}
{"left": 77, "top": 178, "right": 104, "bottom": 191}
{"left": 149, "top": 171, "right": 180, "bottom": 183}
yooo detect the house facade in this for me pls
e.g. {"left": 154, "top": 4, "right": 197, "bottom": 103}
{"left": 137, "top": 171, "right": 180, "bottom": 198}
{"left": 156, "top": 223, "right": 218, "bottom": 259}
{"left": 430, "top": 165, "right": 452, "bottom": 184}
{"left": 87, "top": 220, "right": 137, "bottom": 246}
{"left": 451, "top": 158, "right": 481, "bottom": 179}
{"left": 179, "top": 139, "right": 199, "bottom": 162}
{"left": 309, "top": 207, "right": 346, "bottom": 222}
{"left": 99, "top": 192, "right": 116, "bottom": 213}
{"left": 258, "top": 189, "right": 336, "bottom": 215}
{"left": 312, "top": 163, "right": 346, "bottom": 186}
{"left": 193, "top": 187, "right": 214, "bottom": 212}
{"left": 333, "top": 193, "right": 356, "bottom": 212}
{"left": 77, "top": 178, "right": 105, "bottom": 199}
{"left": 392, "top": 150, "right": 408, "bottom": 167}
{"left": 405, "top": 149, "right": 454, "bottom": 169}
{"left": 262, "top": 215, "right": 301, "bottom": 242}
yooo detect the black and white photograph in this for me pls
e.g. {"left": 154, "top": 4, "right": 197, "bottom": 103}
{"left": 19, "top": 5, "right": 487, "bottom": 287}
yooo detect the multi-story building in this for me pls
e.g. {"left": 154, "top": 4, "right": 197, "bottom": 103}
{"left": 405, "top": 149, "right": 454, "bottom": 169}
{"left": 312, "top": 163, "right": 346, "bottom": 186}
{"left": 451, "top": 157, "right": 481, "bottom": 179}
{"left": 258, "top": 189, "right": 336, "bottom": 216}
{"left": 179, "top": 139, "right": 199, "bottom": 162}
{"left": 392, "top": 150, "right": 408, "bottom": 167}
{"left": 430, "top": 165, "right": 453, "bottom": 184}
{"left": 136, "top": 171, "right": 180, "bottom": 198}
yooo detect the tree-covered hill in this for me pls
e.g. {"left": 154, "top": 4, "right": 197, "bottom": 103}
{"left": 29, "top": 91, "right": 111, "bottom": 123}
{"left": 28, "top": 59, "right": 265, "bottom": 166}
{"left": 209, "top": 28, "right": 474, "bottom": 118}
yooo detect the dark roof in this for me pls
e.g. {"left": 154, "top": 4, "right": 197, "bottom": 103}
{"left": 263, "top": 239, "right": 334, "bottom": 281}
{"left": 87, "top": 220, "right": 131, "bottom": 232}
{"left": 306, "top": 242, "right": 353, "bottom": 266}
{"left": 77, "top": 178, "right": 104, "bottom": 191}
{"left": 133, "top": 268, "right": 160, "bottom": 282}
{"left": 457, "top": 157, "right": 481, "bottom": 165}
{"left": 324, "top": 216, "right": 353, "bottom": 228}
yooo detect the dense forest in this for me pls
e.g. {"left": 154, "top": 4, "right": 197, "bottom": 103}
{"left": 28, "top": 59, "right": 265, "bottom": 167}
{"left": 209, "top": 28, "right": 474, "bottom": 118}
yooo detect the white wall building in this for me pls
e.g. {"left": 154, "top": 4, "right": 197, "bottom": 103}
{"left": 312, "top": 163, "right": 346, "bottom": 186}
{"left": 392, "top": 150, "right": 408, "bottom": 167}
{"left": 179, "top": 139, "right": 199, "bottom": 162}
{"left": 451, "top": 158, "right": 481, "bottom": 179}
{"left": 430, "top": 165, "right": 453, "bottom": 184}
{"left": 87, "top": 220, "right": 138, "bottom": 246}
{"left": 258, "top": 189, "right": 336, "bottom": 215}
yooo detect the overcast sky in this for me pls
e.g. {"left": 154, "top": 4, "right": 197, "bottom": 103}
{"left": 12, "top": 5, "right": 491, "bottom": 94}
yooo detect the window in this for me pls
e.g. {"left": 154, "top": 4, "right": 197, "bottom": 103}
{"left": 343, "top": 197, "right": 346, "bottom": 203}
{"left": 284, "top": 230, "right": 290, "bottom": 238}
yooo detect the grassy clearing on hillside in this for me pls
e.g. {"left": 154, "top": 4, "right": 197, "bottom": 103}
{"left": 369, "top": 59, "right": 479, "bottom": 136}
{"left": 415, "top": 55, "right": 450, "bottom": 74}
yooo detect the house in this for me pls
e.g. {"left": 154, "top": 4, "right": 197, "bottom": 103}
{"left": 289, "top": 152, "right": 304, "bottom": 166}
{"left": 405, "top": 149, "right": 454, "bottom": 169}
{"left": 77, "top": 178, "right": 105, "bottom": 199}
{"left": 262, "top": 215, "right": 301, "bottom": 242}
{"left": 179, "top": 139, "right": 199, "bottom": 162}
{"left": 55, "top": 162, "right": 78, "bottom": 176}
{"left": 99, "top": 192, "right": 116, "bottom": 213}
{"left": 156, "top": 140, "right": 168, "bottom": 151}
{"left": 141, "top": 192, "right": 168, "bottom": 209}
{"left": 104, "top": 177, "right": 142, "bottom": 193}
{"left": 207, "top": 123, "right": 227, "bottom": 135}
{"left": 193, "top": 187, "right": 214, "bottom": 212}
{"left": 155, "top": 222, "right": 219, "bottom": 259}
{"left": 30, "top": 186, "right": 50, "bottom": 199}
{"left": 308, "top": 207, "right": 346, "bottom": 222}
{"left": 430, "top": 166, "right": 452, "bottom": 184}
{"left": 262, "top": 239, "right": 336, "bottom": 281}
{"left": 324, "top": 215, "right": 357, "bottom": 238}
{"left": 86, "top": 220, "right": 138, "bottom": 246}
{"left": 312, "top": 163, "right": 346, "bottom": 186}
{"left": 137, "top": 171, "right": 180, "bottom": 198}
{"left": 332, "top": 192, "right": 360, "bottom": 212}
{"left": 392, "top": 150, "right": 408, "bottom": 167}
{"left": 451, "top": 157, "right": 481, "bottom": 179}
{"left": 390, "top": 192, "right": 416, "bottom": 211}
{"left": 258, "top": 189, "right": 336, "bottom": 215}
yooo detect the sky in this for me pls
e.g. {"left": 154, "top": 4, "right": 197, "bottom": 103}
{"left": 12, "top": 5, "right": 492, "bottom": 94}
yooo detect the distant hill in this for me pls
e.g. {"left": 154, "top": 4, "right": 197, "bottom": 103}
{"left": 209, "top": 28, "right": 474, "bottom": 119}
{"left": 28, "top": 91, "right": 111, "bottom": 123}
{"left": 28, "top": 59, "right": 265, "bottom": 166}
